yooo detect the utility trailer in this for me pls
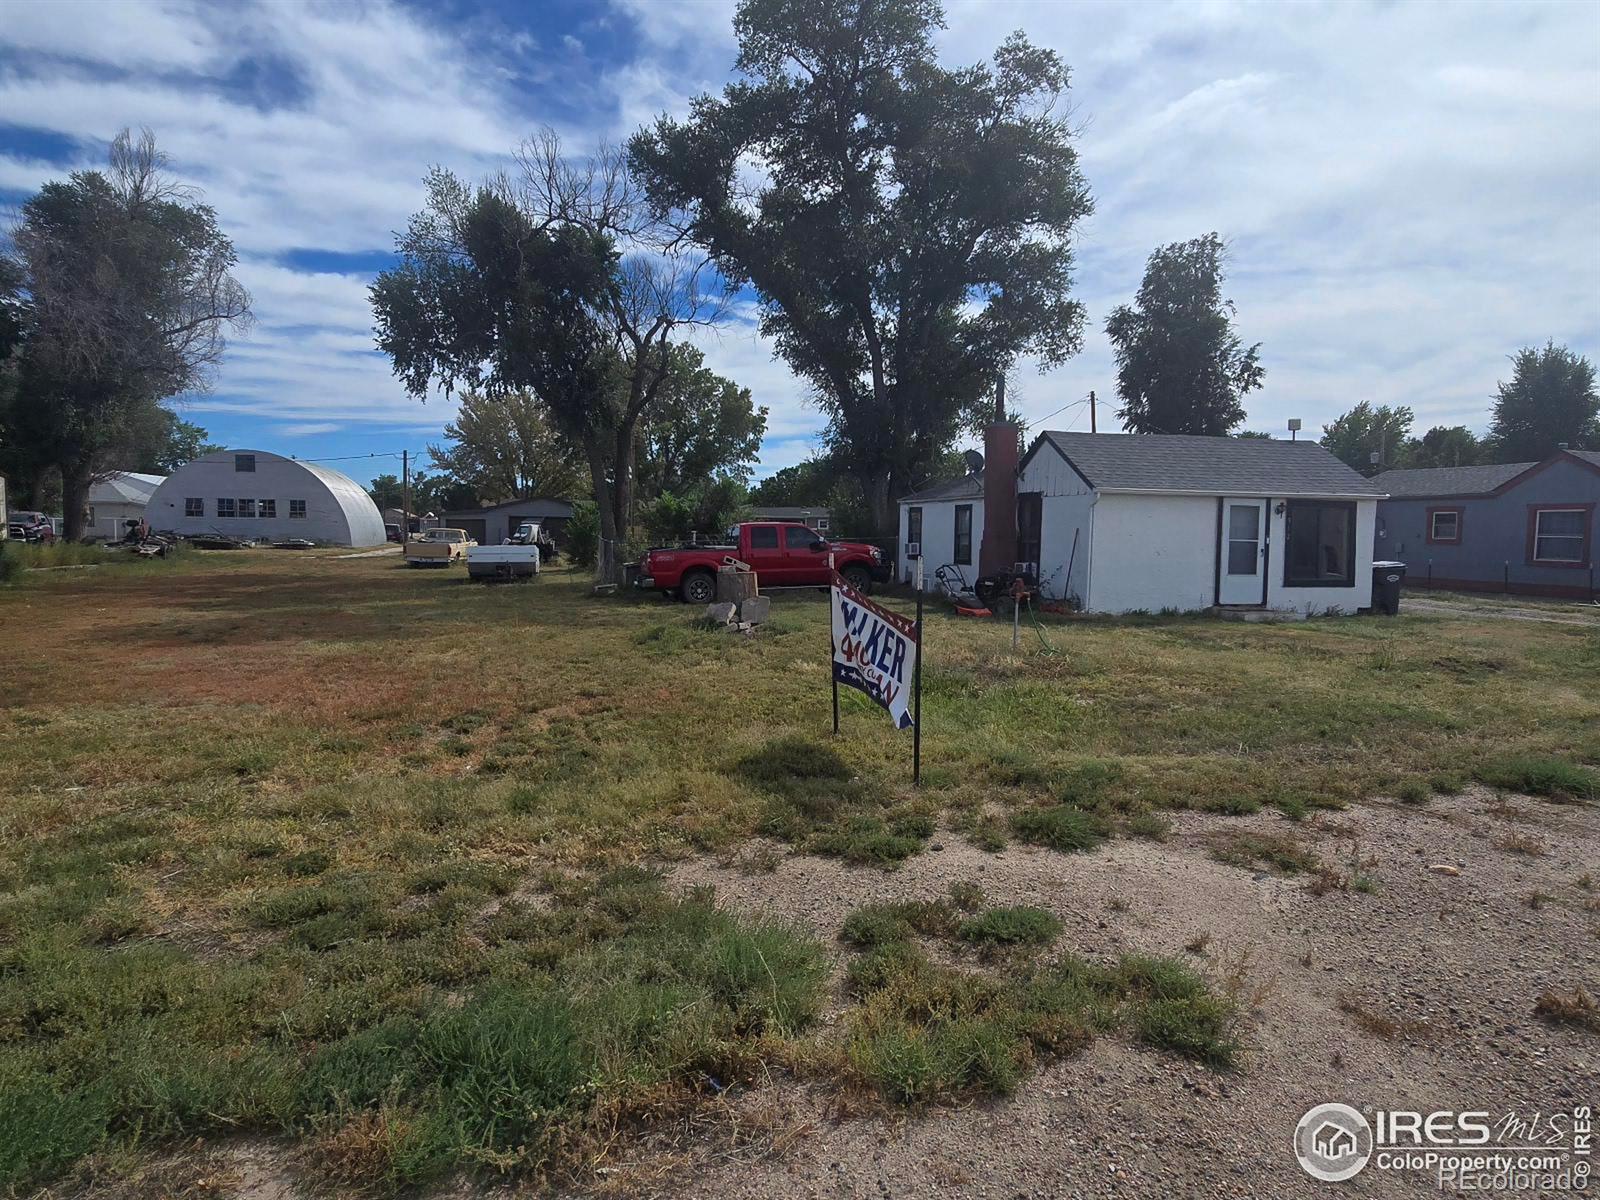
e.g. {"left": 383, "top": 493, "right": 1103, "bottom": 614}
{"left": 466, "top": 543, "right": 540, "bottom": 580}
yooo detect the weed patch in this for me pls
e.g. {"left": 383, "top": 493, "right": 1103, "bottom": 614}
{"left": 1010, "top": 805, "right": 1107, "bottom": 853}
{"left": 1476, "top": 756, "right": 1598, "bottom": 803}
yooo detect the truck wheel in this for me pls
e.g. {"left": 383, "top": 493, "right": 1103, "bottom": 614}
{"left": 842, "top": 565, "right": 872, "bottom": 594}
{"left": 680, "top": 570, "right": 716, "bottom": 605}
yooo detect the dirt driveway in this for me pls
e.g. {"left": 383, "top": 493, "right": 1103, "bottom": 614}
{"left": 638, "top": 790, "right": 1600, "bottom": 1199}
{"left": 1403, "top": 596, "right": 1598, "bottom": 626}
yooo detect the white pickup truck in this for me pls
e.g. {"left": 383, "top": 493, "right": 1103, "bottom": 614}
{"left": 466, "top": 543, "right": 540, "bottom": 580}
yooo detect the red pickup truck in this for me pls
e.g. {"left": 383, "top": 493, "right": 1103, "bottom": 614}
{"left": 640, "top": 522, "right": 887, "bottom": 604}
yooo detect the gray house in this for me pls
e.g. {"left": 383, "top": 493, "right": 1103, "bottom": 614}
{"left": 442, "top": 498, "right": 575, "bottom": 546}
{"left": 1375, "top": 449, "right": 1599, "bottom": 598}
{"left": 746, "top": 505, "right": 831, "bottom": 532}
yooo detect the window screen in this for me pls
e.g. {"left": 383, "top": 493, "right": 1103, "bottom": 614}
{"left": 1429, "top": 510, "right": 1460, "bottom": 542}
{"left": 1284, "top": 501, "right": 1355, "bottom": 587}
{"left": 907, "top": 506, "right": 922, "bottom": 551}
{"left": 234, "top": 454, "right": 255, "bottom": 472}
{"left": 954, "top": 504, "right": 973, "bottom": 565}
{"left": 1533, "top": 509, "right": 1586, "bottom": 562}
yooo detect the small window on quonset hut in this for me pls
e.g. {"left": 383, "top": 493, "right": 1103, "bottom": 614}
{"left": 235, "top": 454, "right": 255, "bottom": 473}
{"left": 185, "top": 498, "right": 203, "bottom": 517}
{"left": 954, "top": 504, "right": 973, "bottom": 565}
{"left": 1284, "top": 501, "right": 1355, "bottom": 587}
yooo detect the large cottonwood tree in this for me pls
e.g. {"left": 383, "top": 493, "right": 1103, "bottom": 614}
{"left": 4, "top": 130, "right": 251, "bottom": 538}
{"left": 629, "top": 0, "right": 1092, "bottom": 534}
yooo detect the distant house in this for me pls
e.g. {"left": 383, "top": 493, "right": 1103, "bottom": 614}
{"left": 1376, "top": 449, "right": 1599, "bottom": 598}
{"left": 746, "top": 505, "right": 831, "bottom": 532}
{"left": 899, "top": 428, "right": 1387, "bottom": 616}
{"left": 442, "top": 498, "right": 575, "bottom": 546}
{"left": 85, "top": 472, "right": 165, "bottom": 541}
{"left": 145, "top": 450, "right": 386, "bottom": 546}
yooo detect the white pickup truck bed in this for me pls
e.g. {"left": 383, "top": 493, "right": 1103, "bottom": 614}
{"left": 466, "top": 544, "right": 540, "bottom": 580}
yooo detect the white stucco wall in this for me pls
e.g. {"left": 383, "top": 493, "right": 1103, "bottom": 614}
{"left": 145, "top": 450, "right": 386, "bottom": 546}
{"left": 1087, "top": 494, "right": 1218, "bottom": 613}
{"left": 898, "top": 496, "right": 985, "bottom": 589}
{"left": 86, "top": 502, "right": 146, "bottom": 541}
{"left": 1087, "top": 493, "right": 1378, "bottom": 615}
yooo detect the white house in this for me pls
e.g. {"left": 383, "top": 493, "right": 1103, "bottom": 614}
{"left": 85, "top": 472, "right": 165, "bottom": 541}
{"left": 899, "top": 430, "right": 1386, "bottom": 616}
{"left": 145, "top": 449, "right": 386, "bottom": 546}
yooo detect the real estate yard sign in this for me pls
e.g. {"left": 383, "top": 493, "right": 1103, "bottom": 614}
{"left": 829, "top": 569, "right": 923, "bottom": 782}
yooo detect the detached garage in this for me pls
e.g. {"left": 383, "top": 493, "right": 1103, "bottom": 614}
{"left": 900, "top": 429, "right": 1386, "bottom": 616}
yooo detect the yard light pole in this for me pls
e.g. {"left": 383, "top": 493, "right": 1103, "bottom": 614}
{"left": 913, "top": 555, "right": 924, "bottom": 786}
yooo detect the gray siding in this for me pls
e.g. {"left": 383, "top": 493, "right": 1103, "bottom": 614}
{"left": 1376, "top": 457, "right": 1599, "bottom": 597}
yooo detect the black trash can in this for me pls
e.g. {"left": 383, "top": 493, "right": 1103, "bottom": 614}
{"left": 1371, "top": 561, "right": 1406, "bottom": 615}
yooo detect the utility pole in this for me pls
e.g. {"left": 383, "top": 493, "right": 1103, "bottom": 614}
{"left": 402, "top": 449, "right": 411, "bottom": 542}
{"left": 1089, "top": 390, "right": 1097, "bottom": 434}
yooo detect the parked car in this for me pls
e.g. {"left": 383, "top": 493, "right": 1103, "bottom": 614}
{"left": 404, "top": 527, "right": 475, "bottom": 567}
{"left": 7, "top": 511, "right": 56, "bottom": 542}
{"left": 385, "top": 523, "right": 403, "bottom": 544}
{"left": 639, "top": 521, "right": 886, "bottom": 604}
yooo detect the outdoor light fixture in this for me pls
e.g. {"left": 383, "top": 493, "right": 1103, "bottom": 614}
{"left": 1275, "top": 502, "right": 1287, "bottom": 515}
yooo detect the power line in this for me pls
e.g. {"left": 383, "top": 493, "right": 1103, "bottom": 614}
{"left": 1032, "top": 397, "right": 1089, "bottom": 427}
{"left": 288, "top": 450, "right": 427, "bottom": 465}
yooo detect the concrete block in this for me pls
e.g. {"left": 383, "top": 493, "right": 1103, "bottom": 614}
{"left": 739, "top": 594, "right": 772, "bottom": 624}
{"left": 705, "top": 602, "right": 737, "bottom": 625}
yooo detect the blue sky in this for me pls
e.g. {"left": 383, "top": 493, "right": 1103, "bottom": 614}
{"left": 2, "top": 0, "right": 1597, "bottom": 492}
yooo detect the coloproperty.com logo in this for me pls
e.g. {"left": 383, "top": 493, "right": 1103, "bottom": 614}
{"left": 1294, "top": 1103, "right": 1593, "bottom": 1192}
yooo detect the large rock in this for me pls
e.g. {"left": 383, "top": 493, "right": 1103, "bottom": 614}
{"left": 705, "top": 601, "right": 738, "bottom": 625}
{"left": 739, "top": 595, "right": 771, "bottom": 625}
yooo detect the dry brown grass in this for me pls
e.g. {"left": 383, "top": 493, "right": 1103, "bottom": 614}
{"left": 1533, "top": 986, "right": 1600, "bottom": 1033}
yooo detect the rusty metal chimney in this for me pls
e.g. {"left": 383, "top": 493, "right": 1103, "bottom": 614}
{"left": 979, "top": 376, "right": 1019, "bottom": 577}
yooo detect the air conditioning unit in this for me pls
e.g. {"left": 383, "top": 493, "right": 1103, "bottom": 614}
{"left": 905, "top": 541, "right": 921, "bottom": 558}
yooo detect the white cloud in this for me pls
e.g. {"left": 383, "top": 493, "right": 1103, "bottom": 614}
{"left": 2, "top": 0, "right": 1596, "bottom": 473}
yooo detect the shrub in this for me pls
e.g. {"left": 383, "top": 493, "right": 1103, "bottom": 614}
{"left": 957, "top": 906, "right": 1061, "bottom": 947}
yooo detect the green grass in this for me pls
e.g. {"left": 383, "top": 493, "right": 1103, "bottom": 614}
{"left": 1476, "top": 755, "right": 1599, "bottom": 803}
{"left": 843, "top": 944, "right": 1237, "bottom": 1104}
{"left": 1011, "top": 804, "right": 1108, "bottom": 852}
{"left": 956, "top": 906, "right": 1061, "bottom": 947}
{"left": 0, "top": 552, "right": 1595, "bottom": 1188}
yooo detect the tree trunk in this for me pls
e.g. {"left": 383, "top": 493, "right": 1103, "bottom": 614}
{"left": 583, "top": 435, "right": 622, "bottom": 585}
{"left": 61, "top": 458, "right": 92, "bottom": 542}
{"left": 865, "top": 468, "right": 893, "bottom": 540}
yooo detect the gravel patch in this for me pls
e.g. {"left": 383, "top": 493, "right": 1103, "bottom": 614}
{"left": 647, "top": 790, "right": 1600, "bottom": 1198}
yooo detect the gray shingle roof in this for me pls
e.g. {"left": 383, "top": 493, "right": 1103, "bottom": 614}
{"left": 1038, "top": 432, "right": 1385, "bottom": 497}
{"left": 899, "top": 472, "right": 985, "bottom": 503}
{"left": 1373, "top": 462, "right": 1535, "bottom": 498}
{"left": 747, "top": 505, "right": 831, "bottom": 519}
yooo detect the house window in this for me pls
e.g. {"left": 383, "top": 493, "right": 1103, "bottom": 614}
{"left": 185, "top": 497, "right": 203, "bottom": 518}
{"left": 1529, "top": 507, "right": 1590, "bottom": 565}
{"left": 816, "top": 517, "right": 829, "bottom": 532}
{"left": 1427, "top": 507, "right": 1462, "bottom": 544}
{"left": 259, "top": 499, "right": 277, "bottom": 518}
{"left": 87, "top": 506, "right": 96, "bottom": 528}
{"left": 954, "top": 504, "right": 973, "bottom": 565}
{"left": 907, "top": 506, "right": 922, "bottom": 555}
{"left": 234, "top": 454, "right": 255, "bottom": 472}
{"left": 1283, "top": 500, "right": 1356, "bottom": 588}
{"left": 748, "top": 525, "right": 779, "bottom": 549}
{"left": 289, "top": 499, "right": 307, "bottom": 519}
{"left": 217, "top": 497, "right": 236, "bottom": 518}
{"left": 238, "top": 498, "right": 256, "bottom": 519}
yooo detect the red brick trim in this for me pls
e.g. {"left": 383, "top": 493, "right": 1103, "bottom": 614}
{"left": 1525, "top": 502, "right": 1595, "bottom": 569}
